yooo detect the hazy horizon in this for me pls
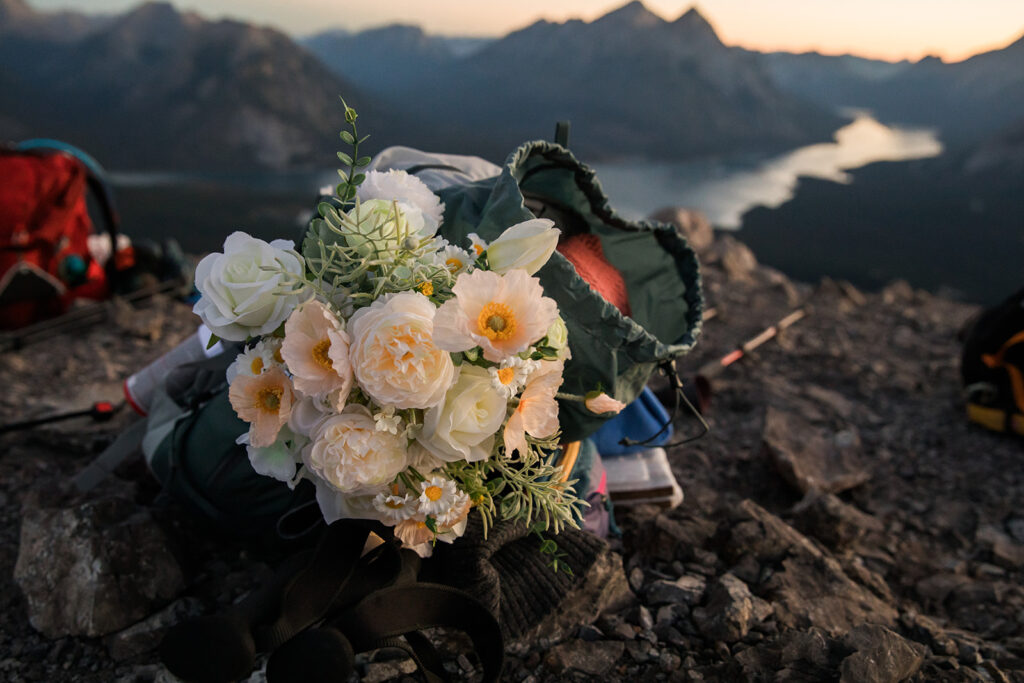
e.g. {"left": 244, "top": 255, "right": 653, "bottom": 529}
{"left": 23, "top": 0, "right": 1024, "bottom": 63}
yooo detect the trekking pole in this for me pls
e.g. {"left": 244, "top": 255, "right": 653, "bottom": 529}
{"left": 697, "top": 308, "right": 807, "bottom": 379}
{"left": 0, "top": 401, "right": 120, "bottom": 435}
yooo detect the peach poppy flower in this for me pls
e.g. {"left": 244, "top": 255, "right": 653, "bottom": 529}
{"left": 433, "top": 269, "right": 558, "bottom": 363}
{"left": 502, "top": 360, "right": 563, "bottom": 457}
{"left": 394, "top": 517, "right": 434, "bottom": 547}
{"left": 228, "top": 367, "right": 294, "bottom": 447}
{"left": 280, "top": 300, "right": 352, "bottom": 410}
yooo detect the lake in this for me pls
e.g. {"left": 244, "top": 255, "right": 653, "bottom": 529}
{"left": 111, "top": 112, "right": 942, "bottom": 255}
{"left": 590, "top": 112, "right": 943, "bottom": 228}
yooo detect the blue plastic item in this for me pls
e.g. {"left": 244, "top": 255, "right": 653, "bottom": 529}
{"left": 590, "top": 386, "right": 673, "bottom": 456}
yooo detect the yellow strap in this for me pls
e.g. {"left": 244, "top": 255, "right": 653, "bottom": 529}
{"left": 981, "top": 330, "right": 1024, "bottom": 414}
{"left": 967, "top": 403, "right": 1024, "bottom": 436}
{"left": 967, "top": 403, "right": 1008, "bottom": 432}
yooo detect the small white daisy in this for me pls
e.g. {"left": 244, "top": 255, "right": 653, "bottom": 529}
{"left": 226, "top": 337, "right": 284, "bottom": 383}
{"left": 372, "top": 490, "right": 419, "bottom": 525}
{"left": 488, "top": 357, "right": 539, "bottom": 398}
{"left": 438, "top": 244, "right": 474, "bottom": 275}
{"left": 466, "top": 233, "right": 487, "bottom": 258}
{"left": 417, "top": 474, "right": 461, "bottom": 517}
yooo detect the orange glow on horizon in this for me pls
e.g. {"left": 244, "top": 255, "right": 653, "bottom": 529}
{"left": 27, "top": 0, "right": 1024, "bottom": 63}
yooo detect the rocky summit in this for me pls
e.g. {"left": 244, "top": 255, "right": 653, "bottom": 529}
{"left": 1, "top": 214, "right": 1022, "bottom": 682}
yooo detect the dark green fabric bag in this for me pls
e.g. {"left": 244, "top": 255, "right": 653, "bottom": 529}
{"left": 142, "top": 353, "right": 315, "bottom": 538}
{"left": 437, "top": 141, "right": 704, "bottom": 442}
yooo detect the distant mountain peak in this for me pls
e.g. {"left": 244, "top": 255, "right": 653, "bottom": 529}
{"left": 672, "top": 6, "right": 721, "bottom": 42}
{"left": 0, "top": 0, "right": 35, "bottom": 23}
{"left": 594, "top": 0, "right": 664, "bottom": 28}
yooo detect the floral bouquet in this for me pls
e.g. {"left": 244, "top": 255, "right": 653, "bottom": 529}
{"left": 191, "top": 104, "right": 622, "bottom": 557}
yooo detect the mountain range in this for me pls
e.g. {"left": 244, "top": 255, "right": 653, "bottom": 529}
{"left": 3, "top": 0, "right": 1023, "bottom": 171}
{"left": 1, "top": 0, "right": 844, "bottom": 169}
{"left": 758, "top": 34, "right": 1024, "bottom": 147}
{"left": 0, "top": 0, "right": 401, "bottom": 170}
{"left": 307, "top": 2, "right": 845, "bottom": 162}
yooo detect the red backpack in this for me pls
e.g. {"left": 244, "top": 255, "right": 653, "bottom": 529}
{"left": 0, "top": 143, "right": 119, "bottom": 328}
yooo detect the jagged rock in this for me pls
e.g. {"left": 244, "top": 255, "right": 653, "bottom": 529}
{"left": 543, "top": 640, "right": 625, "bottom": 676}
{"left": 692, "top": 573, "right": 755, "bottom": 643}
{"left": 763, "top": 407, "right": 870, "bottom": 495}
{"left": 648, "top": 207, "right": 714, "bottom": 252}
{"left": 976, "top": 525, "right": 1024, "bottom": 569}
{"left": 105, "top": 598, "right": 203, "bottom": 661}
{"left": 14, "top": 496, "right": 185, "bottom": 638}
{"left": 915, "top": 573, "right": 971, "bottom": 605}
{"left": 727, "top": 500, "right": 898, "bottom": 636}
{"left": 707, "top": 235, "right": 758, "bottom": 280}
{"left": 735, "top": 627, "right": 842, "bottom": 681}
{"left": 839, "top": 624, "right": 926, "bottom": 683}
{"left": 633, "top": 512, "right": 717, "bottom": 563}
{"left": 901, "top": 611, "right": 958, "bottom": 657}
{"left": 792, "top": 493, "right": 883, "bottom": 549}
{"left": 645, "top": 575, "right": 706, "bottom": 606}
{"left": 363, "top": 658, "right": 418, "bottom": 683}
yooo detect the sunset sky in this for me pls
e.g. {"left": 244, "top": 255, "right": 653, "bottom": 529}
{"left": 28, "top": 0, "right": 1024, "bottom": 62}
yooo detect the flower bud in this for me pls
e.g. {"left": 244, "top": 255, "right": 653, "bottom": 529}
{"left": 486, "top": 219, "right": 560, "bottom": 275}
{"left": 585, "top": 392, "right": 626, "bottom": 415}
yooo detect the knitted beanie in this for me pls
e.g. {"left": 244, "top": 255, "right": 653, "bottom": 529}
{"left": 425, "top": 517, "right": 608, "bottom": 640}
{"left": 556, "top": 233, "right": 632, "bottom": 316}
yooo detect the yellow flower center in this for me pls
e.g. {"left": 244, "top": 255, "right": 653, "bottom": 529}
{"left": 418, "top": 281, "right": 434, "bottom": 296}
{"left": 472, "top": 244, "right": 484, "bottom": 256}
{"left": 385, "top": 498, "right": 405, "bottom": 509}
{"left": 250, "top": 357, "right": 264, "bottom": 375}
{"left": 497, "top": 367, "right": 516, "bottom": 385}
{"left": 424, "top": 485, "right": 443, "bottom": 502}
{"left": 445, "top": 257, "right": 464, "bottom": 272}
{"left": 312, "top": 338, "right": 333, "bottom": 371}
{"left": 477, "top": 302, "right": 516, "bottom": 341}
{"left": 256, "top": 387, "right": 283, "bottom": 413}
{"left": 273, "top": 347, "right": 284, "bottom": 364}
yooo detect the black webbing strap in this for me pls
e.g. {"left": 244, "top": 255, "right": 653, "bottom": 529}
{"left": 332, "top": 583, "right": 504, "bottom": 682}
{"left": 255, "top": 522, "right": 370, "bottom": 650}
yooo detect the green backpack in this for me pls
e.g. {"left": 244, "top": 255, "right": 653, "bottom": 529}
{"left": 436, "top": 140, "right": 704, "bottom": 441}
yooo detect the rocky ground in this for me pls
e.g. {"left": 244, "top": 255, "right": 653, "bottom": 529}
{"left": 1, "top": 215, "right": 1022, "bottom": 682}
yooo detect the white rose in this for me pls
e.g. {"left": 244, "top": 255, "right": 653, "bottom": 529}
{"left": 349, "top": 291, "right": 455, "bottom": 409}
{"left": 356, "top": 170, "right": 444, "bottom": 235}
{"left": 193, "top": 231, "right": 306, "bottom": 341}
{"left": 418, "top": 365, "right": 506, "bottom": 463}
{"left": 305, "top": 405, "right": 409, "bottom": 495}
{"left": 343, "top": 199, "right": 429, "bottom": 257}
{"left": 486, "top": 219, "right": 560, "bottom": 275}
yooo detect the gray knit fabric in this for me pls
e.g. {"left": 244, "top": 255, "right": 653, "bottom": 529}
{"left": 428, "top": 518, "right": 607, "bottom": 640}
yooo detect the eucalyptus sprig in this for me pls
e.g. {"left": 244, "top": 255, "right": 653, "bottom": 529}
{"left": 334, "top": 98, "right": 371, "bottom": 206}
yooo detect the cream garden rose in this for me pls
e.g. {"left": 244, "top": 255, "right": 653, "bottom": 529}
{"left": 348, "top": 291, "right": 456, "bottom": 409}
{"left": 306, "top": 405, "right": 409, "bottom": 495}
{"left": 342, "top": 199, "right": 430, "bottom": 257}
{"left": 357, "top": 170, "right": 444, "bottom": 235}
{"left": 418, "top": 365, "right": 507, "bottom": 463}
{"left": 193, "top": 232, "right": 306, "bottom": 341}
